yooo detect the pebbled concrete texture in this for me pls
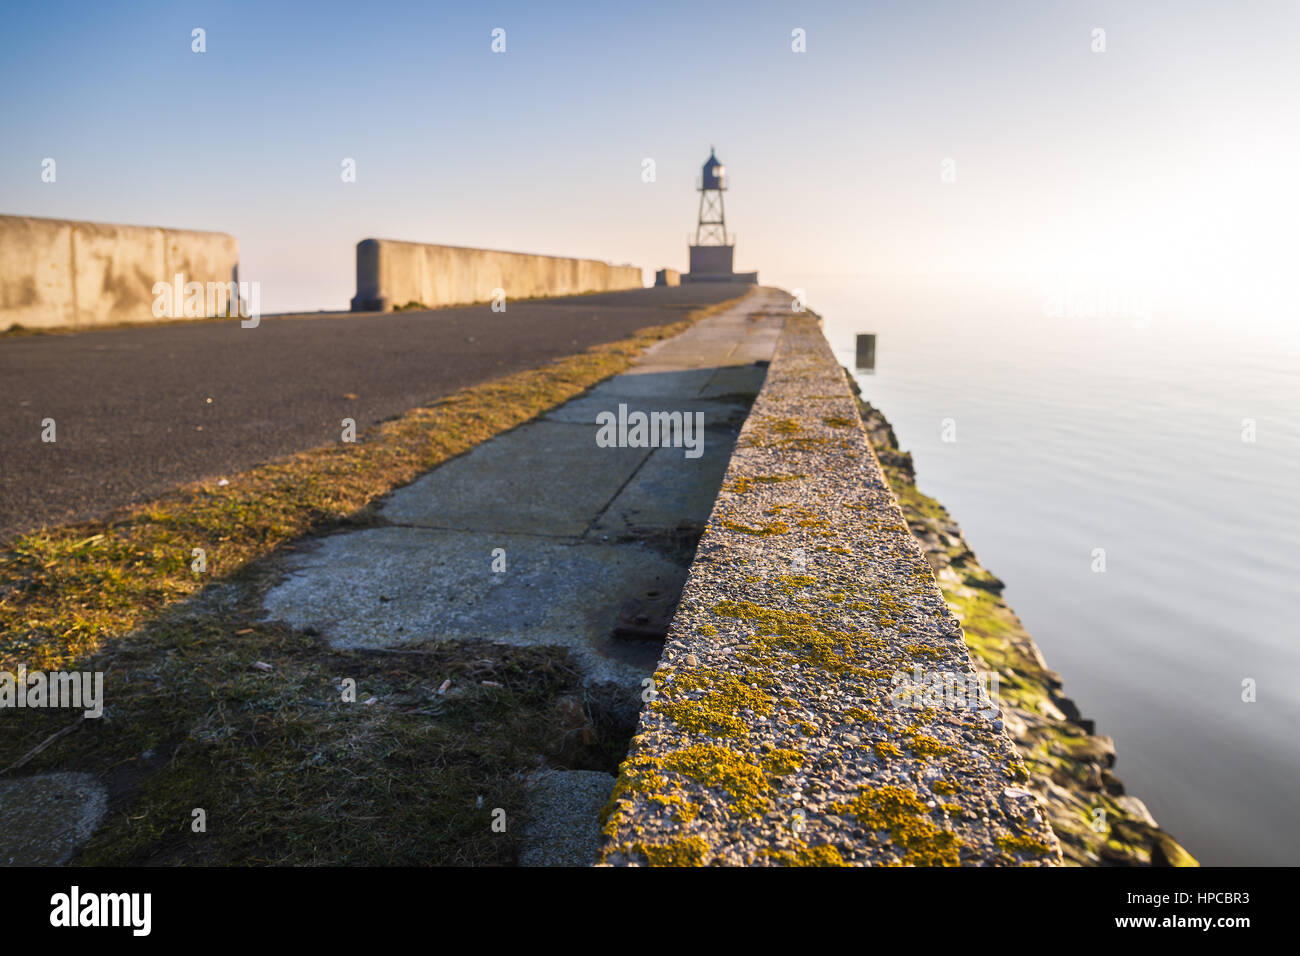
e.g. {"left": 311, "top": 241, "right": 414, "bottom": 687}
{"left": 0, "top": 772, "right": 108, "bottom": 865}
{"left": 598, "top": 313, "right": 1064, "bottom": 867}
{"left": 519, "top": 770, "right": 615, "bottom": 867}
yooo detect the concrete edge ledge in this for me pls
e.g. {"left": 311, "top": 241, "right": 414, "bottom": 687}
{"left": 597, "top": 313, "right": 1063, "bottom": 866}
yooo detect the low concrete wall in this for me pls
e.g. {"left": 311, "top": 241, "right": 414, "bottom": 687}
{"left": 598, "top": 311, "right": 1062, "bottom": 866}
{"left": 350, "top": 239, "right": 643, "bottom": 312}
{"left": 0, "top": 215, "right": 238, "bottom": 329}
{"left": 654, "top": 268, "right": 681, "bottom": 287}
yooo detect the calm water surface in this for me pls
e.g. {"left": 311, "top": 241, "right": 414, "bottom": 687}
{"left": 766, "top": 273, "right": 1300, "bottom": 866}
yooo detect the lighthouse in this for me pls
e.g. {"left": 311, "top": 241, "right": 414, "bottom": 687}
{"left": 683, "top": 147, "right": 757, "bottom": 284}
{"left": 695, "top": 148, "right": 729, "bottom": 246}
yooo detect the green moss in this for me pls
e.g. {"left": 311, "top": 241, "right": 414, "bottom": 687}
{"left": 1004, "top": 758, "right": 1031, "bottom": 782}
{"left": 858, "top": 390, "right": 1201, "bottom": 868}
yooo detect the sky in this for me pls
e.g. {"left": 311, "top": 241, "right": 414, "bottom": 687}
{"left": 2, "top": 0, "right": 1297, "bottom": 314}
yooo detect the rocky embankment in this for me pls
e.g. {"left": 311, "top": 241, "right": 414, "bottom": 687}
{"left": 850, "top": 376, "right": 1197, "bottom": 867}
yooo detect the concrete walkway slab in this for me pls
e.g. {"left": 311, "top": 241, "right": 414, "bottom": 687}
{"left": 699, "top": 364, "right": 767, "bottom": 399}
{"left": 582, "top": 367, "right": 717, "bottom": 400}
{"left": 542, "top": 393, "right": 747, "bottom": 430}
{"left": 379, "top": 420, "right": 648, "bottom": 535}
{"left": 263, "top": 528, "right": 683, "bottom": 684}
{"left": 591, "top": 442, "right": 736, "bottom": 536}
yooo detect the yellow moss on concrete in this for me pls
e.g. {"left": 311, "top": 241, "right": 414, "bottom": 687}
{"left": 761, "top": 843, "right": 847, "bottom": 866}
{"left": 760, "top": 748, "right": 805, "bottom": 776}
{"left": 663, "top": 744, "right": 772, "bottom": 817}
{"left": 829, "top": 784, "right": 964, "bottom": 866}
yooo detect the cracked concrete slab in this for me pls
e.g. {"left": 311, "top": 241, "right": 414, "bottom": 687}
{"left": 378, "top": 419, "right": 648, "bottom": 535}
{"left": 263, "top": 528, "right": 684, "bottom": 684}
{"left": 591, "top": 442, "right": 737, "bottom": 536}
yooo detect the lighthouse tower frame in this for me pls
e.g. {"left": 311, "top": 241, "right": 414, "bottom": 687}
{"left": 683, "top": 147, "right": 756, "bottom": 284}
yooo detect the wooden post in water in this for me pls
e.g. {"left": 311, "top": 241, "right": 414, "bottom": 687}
{"left": 856, "top": 333, "right": 876, "bottom": 372}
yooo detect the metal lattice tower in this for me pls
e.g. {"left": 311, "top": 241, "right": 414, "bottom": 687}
{"left": 695, "top": 147, "right": 728, "bottom": 246}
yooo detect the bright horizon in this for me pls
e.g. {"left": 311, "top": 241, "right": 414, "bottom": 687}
{"left": 2, "top": 0, "right": 1297, "bottom": 317}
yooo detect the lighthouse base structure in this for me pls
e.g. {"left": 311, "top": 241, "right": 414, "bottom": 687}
{"left": 682, "top": 244, "right": 758, "bottom": 284}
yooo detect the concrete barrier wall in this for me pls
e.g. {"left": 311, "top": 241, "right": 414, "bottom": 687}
{"left": 598, "top": 311, "right": 1063, "bottom": 866}
{"left": 0, "top": 215, "right": 238, "bottom": 329}
{"left": 654, "top": 268, "right": 681, "bottom": 287}
{"left": 350, "top": 239, "right": 643, "bottom": 312}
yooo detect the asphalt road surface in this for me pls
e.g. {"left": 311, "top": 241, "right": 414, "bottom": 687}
{"left": 0, "top": 285, "right": 744, "bottom": 543}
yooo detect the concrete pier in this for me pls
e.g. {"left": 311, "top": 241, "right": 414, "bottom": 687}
{"left": 597, "top": 311, "right": 1062, "bottom": 866}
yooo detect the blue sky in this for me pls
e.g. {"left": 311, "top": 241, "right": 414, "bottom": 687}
{"left": 2, "top": 0, "right": 1297, "bottom": 312}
